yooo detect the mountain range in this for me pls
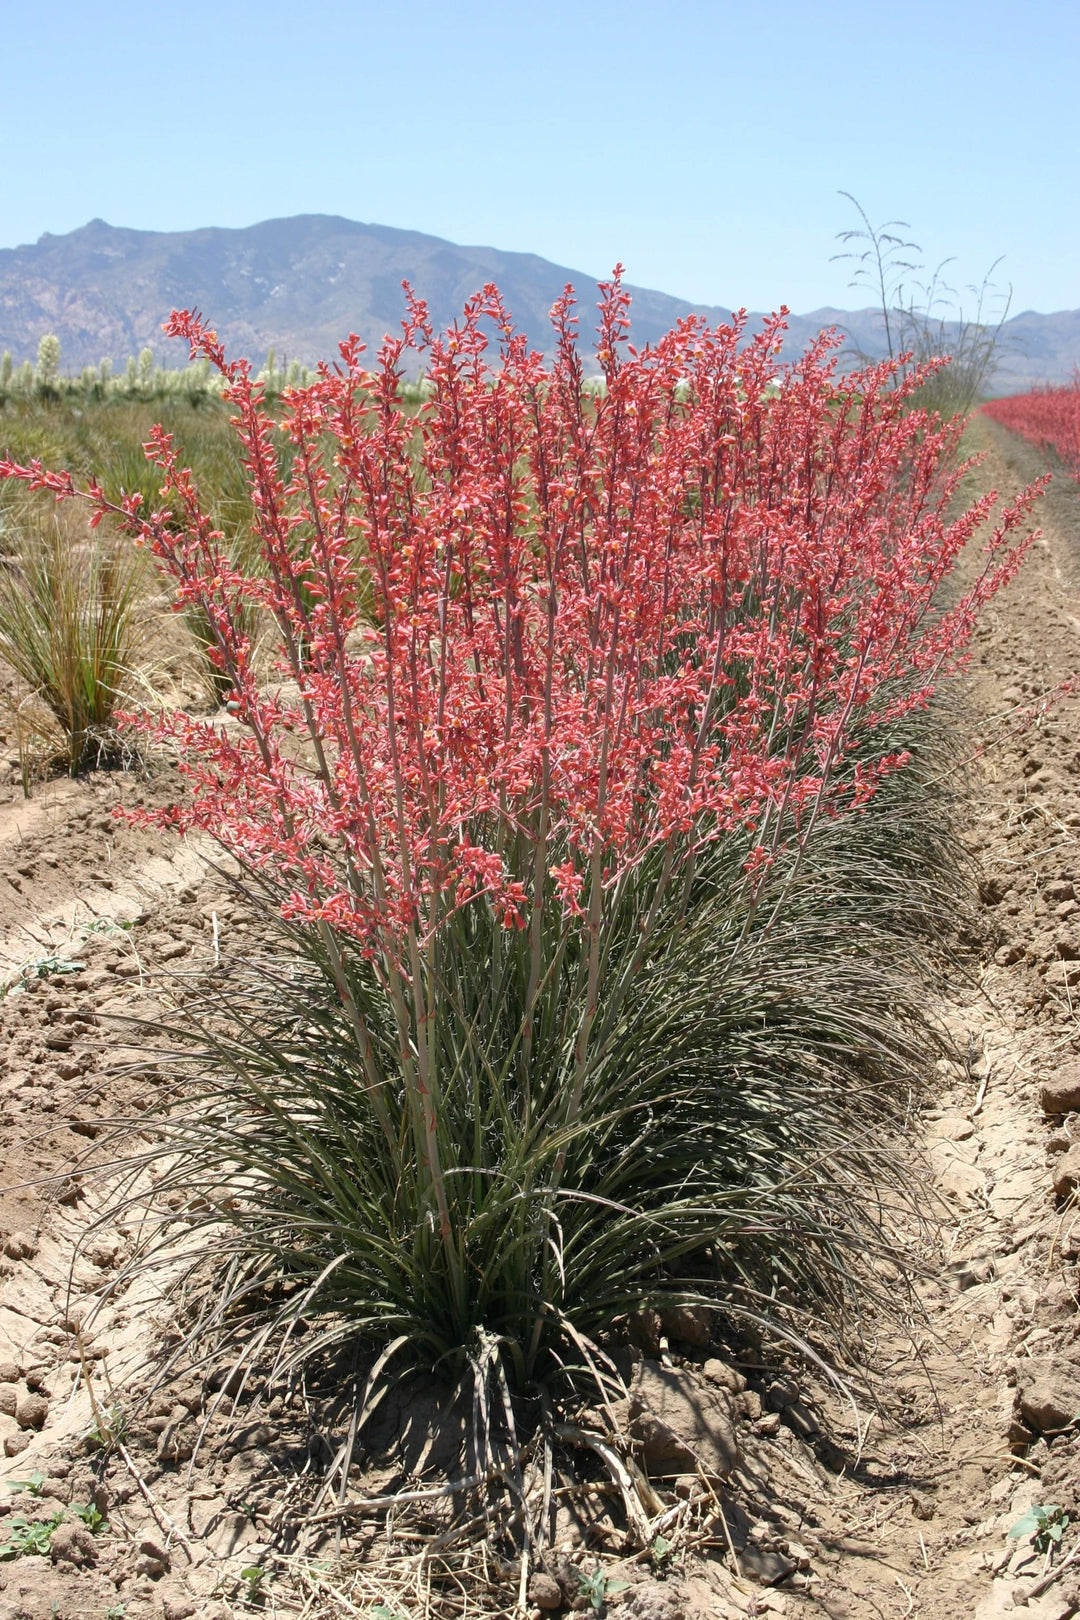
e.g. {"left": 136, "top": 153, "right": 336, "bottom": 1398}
{"left": 0, "top": 214, "right": 1075, "bottom": 393}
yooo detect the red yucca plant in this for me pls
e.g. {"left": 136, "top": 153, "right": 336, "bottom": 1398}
{"left": 0, "top": 277, "right": 1039, "bottom": 1404}
{"left": 983, "top": 377, "right": 1080, "bottom": 484}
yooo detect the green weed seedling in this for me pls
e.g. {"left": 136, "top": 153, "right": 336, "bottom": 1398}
{"left": 105, "top": 1605, "right": 127, "bottom": 1619}
{"left": 577, "top": 1569, "right": 631, "bottom": 1613}
{"left": 84, "top": 916, "right": 132, "bottom": 936}
{"left": 1, "top": 954, "right": 84, "bottom": 1000}
{"left": 1009, "top": 1503, "right": 1071, "bottom": 1555}
{"left": 370, "top": 1606, "right": 409, "bottom": 1620}
{"left": 0, "top": 1510, "right": 65, "bottom": 1559}
{"left": 8, "top": 1469, "right": 46, "bottom": 1497}
{"left": 74, "top": 1499, "right": 107, "bottom": 1534}
{"left": 650, "top": 1533, "right": 674, "bottom": 1566}
{"left": 240, "top": 1566, "right": 267, "bottom": 1606}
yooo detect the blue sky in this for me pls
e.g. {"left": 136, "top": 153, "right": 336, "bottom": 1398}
{"left": 1, "top": 0, "right": 1076, "bottom": 314}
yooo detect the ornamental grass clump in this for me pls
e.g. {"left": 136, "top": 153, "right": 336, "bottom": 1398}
{"left": 0, "top": 499, "right": 148, "bottom": 775}
{"left": 0, "top": 277, "right": 1037, "bottom": 1402}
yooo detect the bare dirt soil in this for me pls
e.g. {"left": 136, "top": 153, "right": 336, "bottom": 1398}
{"left": 2, "top": 414, "right": 1080, "bottom": 1620}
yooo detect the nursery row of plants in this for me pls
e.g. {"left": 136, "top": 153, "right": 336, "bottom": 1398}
{"left": 0, "top": 280, "right": 1042, "bottom": 1545}
{"left": 2, "top": 336, "right": 230, "bottom": 404}
{"left": 0, "top": 333, "right": 437, "bottom": 407}
{"left": 983, "top": 378, "right": 1080, "bottom": 483}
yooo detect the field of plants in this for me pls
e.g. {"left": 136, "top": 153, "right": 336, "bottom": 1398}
{"left": 0, "top": 335, "right": 317, "bottom": 409}
{"left": 983, "top": 381, "right": 1080, "bottom": 484}
{"left": 1, "top": 291, "right": 1080, "bottom": 1620}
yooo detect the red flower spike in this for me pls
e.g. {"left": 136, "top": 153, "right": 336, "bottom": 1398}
{"left": 0, "top": 280, "right": 1040, "bottom": 956}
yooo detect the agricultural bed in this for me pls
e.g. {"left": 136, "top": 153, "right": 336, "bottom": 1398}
{"left": 1, "top": 413, "right": 1080, "bottom": 1619}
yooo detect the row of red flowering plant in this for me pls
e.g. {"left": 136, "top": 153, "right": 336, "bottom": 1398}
{"left": 0, "top": 277, "right": 1041, "bottom": 1397}
{"left": 982, "top": 376, "right": 1080, "bottom": 485}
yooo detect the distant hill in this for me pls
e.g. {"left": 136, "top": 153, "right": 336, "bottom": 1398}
{"left": 0, "top": 214, "right": 1074, "bottom": 393}
{"left": 790, "top": 305, "right": 1080, "bottom": 394}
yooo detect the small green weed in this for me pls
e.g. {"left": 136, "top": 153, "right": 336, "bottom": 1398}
{"left": 74, "top": 1500, "right": 107, "bottom": 1533}
{"left": 84, "top": 915, "right": 132, "bottom": 935}
{"left": 0, "top": 914, "right": 137, "bottom": 1000}
{"left": 1, "top": 954, "right": 84, "bottom": 999}
{"left": 577, "top": 1569, "right": 631, "bottom": 1612}
{"left": 8, "top": 1469, "right": 46, "bottom": 1496}
{"left": 0, "top": 1511, "right": 65, "bottom": 1559}
{"left": 239, "top": 1566, "right": 266, "bottom": 1606}
{"left": 1009, "top": 1503, "right": 1071, "bottom": 1555}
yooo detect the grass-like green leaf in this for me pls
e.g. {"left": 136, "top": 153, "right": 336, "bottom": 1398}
{"left": 0, "top": 503, "right": 148, "bottom": 774}
{"left": 92, "top": 704, "right": 964, "bottom": 1431}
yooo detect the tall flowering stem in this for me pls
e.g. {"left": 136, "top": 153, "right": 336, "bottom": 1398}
{"left": 0, "top": 277, "right": 1040, "bottom": 1356}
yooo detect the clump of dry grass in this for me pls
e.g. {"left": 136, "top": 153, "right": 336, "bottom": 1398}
{"left": 0, "top": 498, "right": 150, "bottom": 775}
{"left": 0, "top": 395, "right": 281, "bottom": 710}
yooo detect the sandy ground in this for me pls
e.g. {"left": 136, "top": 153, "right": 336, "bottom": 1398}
{"left": 0, "top": 413, "right": 1080, "bottom": 1618}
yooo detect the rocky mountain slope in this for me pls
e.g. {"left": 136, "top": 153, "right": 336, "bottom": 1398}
{"left": 0, "top": 214, "right": 1074, "bottom": 390}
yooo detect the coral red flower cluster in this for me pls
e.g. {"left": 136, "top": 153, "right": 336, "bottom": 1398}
{"left": 983, "top": 381, "right": 1080, "bottom": 483}
{"left": 0, "top": 277, "right": 1038, "bottom": 955}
